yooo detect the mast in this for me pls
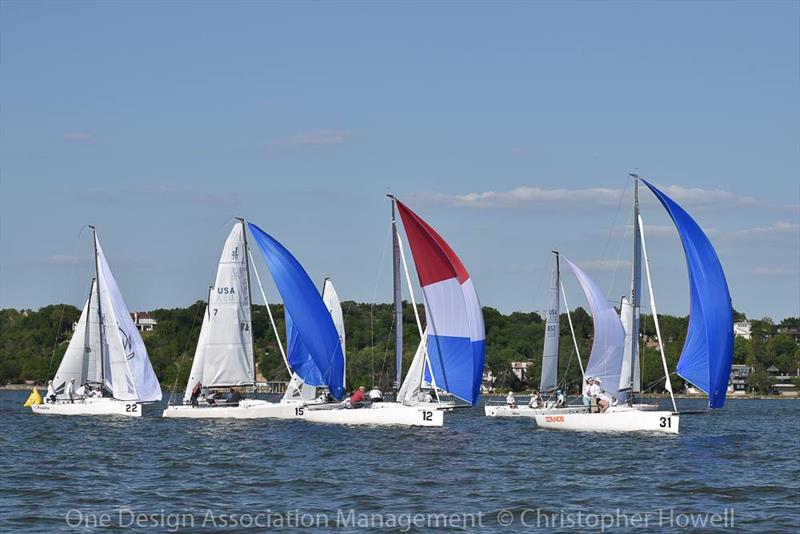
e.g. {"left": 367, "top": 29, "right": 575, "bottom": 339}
{"left": 83, "top": 277, "right": 95, "bottom": 383}
{"left": 89, "top": 225, "right": 106, "bottom": 386}
{"left": 628, "top": 174, "right": 643, "bottom": 405}
{"left": 388, "top": 195, "right": 403, "bottom": 391}
{"left": 237, "top": 217, "right": 256, "bottom": 385}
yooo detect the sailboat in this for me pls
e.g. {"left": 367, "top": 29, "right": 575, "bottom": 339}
{"left": 486, "top": 252, "right": 588, "bottom": 418}
{"left": 31, "top": 227, "right": 162, "bottom": 417}
{"left": 535, "top": 175, "right": 734, "bottom": 433}
{"left": 163, "top": 219, "right": 345, "bottom": 419}
{"left": 303, "top": 196, "right": 485, "bottom": 426}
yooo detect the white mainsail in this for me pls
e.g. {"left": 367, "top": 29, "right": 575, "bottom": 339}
{"left": 540, "top": 255, "right": 560, "bottom": 392}
{"left": 95, "top": 236, "right": 162, "bottom": 402}
{"left": 184, "top": 224, "right": 254, "bottom": 400}
{"left": 397, "top": 328, "right": 428, "bottom": 405}
{"left": 322, "top": 279, "right": 346, "bottom": 385}
{"left": 53, "top": 279, "right": 102, "bottom": 396}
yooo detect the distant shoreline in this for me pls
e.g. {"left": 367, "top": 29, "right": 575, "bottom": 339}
{"left": 2, "top": 383, "right": 797, "bottom": 400}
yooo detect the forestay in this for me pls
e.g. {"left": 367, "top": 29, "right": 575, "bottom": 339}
{"left": 562, "top": 256, "right": 626, "bottom": 397}
{"left": 643, "top": 180, "right": 734, "bottom": 409}
{"left": 184, "top": 224, "right": 254, "bottom": 400}
{"left": 395, "top": 200, "right": 485, "bottom": 405}
{"left": 95, "top": 236, "right": 162, "bottom": 402}
{"left": 247, "top": 222, "right": 345, "bottom": 400}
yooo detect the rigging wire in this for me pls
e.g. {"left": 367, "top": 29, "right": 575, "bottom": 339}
{"left": 47, "top": 227, "right": 92, "bottom": 377}
{"left": 368, "top": 225, "right": 391, "bottom": 389}
{"left": 167, "top": 300, "right": 204, "bottom": 405}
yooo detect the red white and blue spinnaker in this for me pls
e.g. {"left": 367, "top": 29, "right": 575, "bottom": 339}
{"left": 395, "top": 200, "right": 485, "bottom": 405}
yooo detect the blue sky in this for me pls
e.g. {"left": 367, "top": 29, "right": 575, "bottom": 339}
{"left": 1, "top": 1, "right": 798, "bottom": 321}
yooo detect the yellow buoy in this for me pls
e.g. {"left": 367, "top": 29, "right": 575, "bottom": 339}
{"left": 24, "top": 387, "right": 42, "bottom": 407}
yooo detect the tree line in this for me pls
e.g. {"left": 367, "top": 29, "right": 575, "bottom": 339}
{"left": 1, "top": 303, "right": 798, "bottom": 394}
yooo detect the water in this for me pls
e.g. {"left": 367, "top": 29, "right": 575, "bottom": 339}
{"left": 2, "top": 392, "right": 798, "bottom": 532}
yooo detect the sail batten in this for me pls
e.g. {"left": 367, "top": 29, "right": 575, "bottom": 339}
{"left": 642, "top": 180, "right": 733, "bottom": 408}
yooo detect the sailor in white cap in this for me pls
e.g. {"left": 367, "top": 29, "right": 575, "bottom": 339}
{"left": 46, "top": 380, "right": 57, "bottom": 403}
{"left": 66, "top": 378, "right": 76, "bottom": 404}
{"left": 582, "top": 376, "right": 593, "bottom": 406}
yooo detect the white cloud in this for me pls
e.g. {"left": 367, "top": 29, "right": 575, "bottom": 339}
{"left": 419, "top": 184, "right": 779, "bottom": 212}
{"left": 283, "top": 129, "right": 351, "bottom": 146}
{"left": 63, "top": 132, "right": 92, "bottom": 141}
{"left": 729, "top": 222, "right": 800, "bottom": 240}
{"left": 425, "top": 186, "right": 625, "bottom": 209}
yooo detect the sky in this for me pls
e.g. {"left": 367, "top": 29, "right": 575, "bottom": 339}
{"left": 1, "top": 1, "right": 798, "bottom": 321}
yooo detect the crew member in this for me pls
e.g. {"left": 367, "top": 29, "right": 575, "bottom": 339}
{"left": 506, "top": 391, "right": 517, "bottom": 408}
{"left": 190, "top": 382, "right": 202, "bottom": 407}
{"left": 368, "top": 387, "right": 383, "bottom": 403}
{"left": 66, "top": 379, "right": 76, "bottom": 403}
{"left": 225, "top": 388, "right": 242, "bottom": 406}
{"left": 582, "top": 377, "right": 593, "bottom": 406}
{"left": 555, "top": 389, "right": 566, "bottom": 408}
{"left": 348, "top": 386, "right": 366, "bottom": 408}
{"left": 46, "top": 380, "right": 57, "bottom": 403}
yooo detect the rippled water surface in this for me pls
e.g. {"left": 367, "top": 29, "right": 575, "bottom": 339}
{"left": 1, "top": 392, "right": 798, "bottom": 532}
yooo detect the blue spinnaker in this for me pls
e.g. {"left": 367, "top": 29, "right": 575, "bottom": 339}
{"left": 643, "top": 180, "right": 733, "bottom": 409}
{"left": 247, "top": 222, "right": 345, "bottom": 400}
{"left": 286, "top": 309, "right": 325, "bottom": 387}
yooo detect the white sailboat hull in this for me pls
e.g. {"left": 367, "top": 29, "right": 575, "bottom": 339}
{"left": 31, "top": 397, "right": 144, "bottom": 417}
{"left": 485, "top": 402, "right": 659, "bottom": 418}
{"left": 485, "top": 404, "right": 587, "bottom": 418}
{"left": 303, "top": 402, "right": 444, "bottom": 427}
{"left": 534, "top": 407, "right": 679, "bottom": 434}
{"left": 162, "top": 399, "right": 307, "bottom": 419}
